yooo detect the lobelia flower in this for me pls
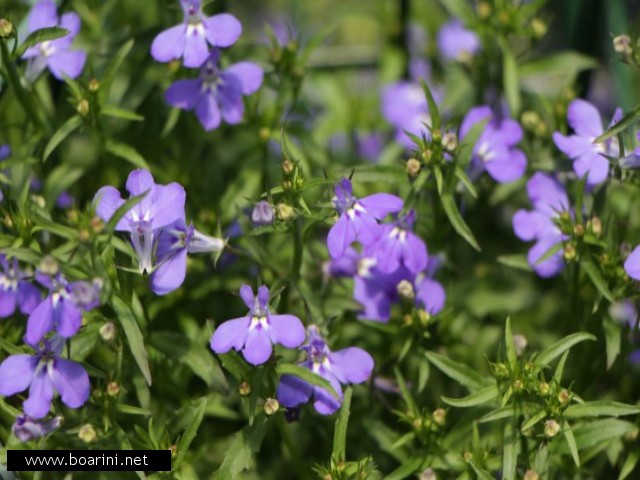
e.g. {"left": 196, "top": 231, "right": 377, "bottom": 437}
{"left": 624, "top": 246, "right": 640, "bottom": 281}
{"left": 0, "top": 255, "right": 41, "bottom": 318}
{"left": 370, "top": 210, "right": 428, "bottom": 274}
{"left": 12, "top": 414, "right": 62, "bottom": 442}
{"left": 165, "top": 50, "right": 264, "bottom": 131}
{"left": 460, "top": 106, "right": 527, "bottom": 183}
{"left": 251, "top": 200, "right": 275, "bottom": 227}
{"left": 327, "top": 177, "right": 403, "bottom": 259}
{"left": 436, "top": 19, "right": 481, "bottom": 62}
{"left": 0, "top": 336, "right": 90, "bottom": 419}
{"left": 22, "top": 0, "right": 86, "bottom": 81}
{"left": 210, "top": 285, "right": 305, "bottom": 365}
{"left": 25, "top": 273, "right": 101, "bottom": 346}
{"left": 151, "top": 218, "right": 225, "bottom": 295}
{"left": 553, "top": 99, "right": 621, "bottom": 186}
{"left": 512, "top": 173, "right": 570, "bottom": 277}
{"left": 151, "top": 0, "right": 242, "bottom": 68}
{"left": 94, "top": 169, "right": 186, "bottom": 274}
{"left": 277, "top": 325, "right": 374, "bottom": 415}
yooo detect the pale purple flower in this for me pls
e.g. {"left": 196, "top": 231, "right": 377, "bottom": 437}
{"left": 93, "top": 169, "right": 186, "bottom": 273}
{"left": 460, "top": 106, "right": 527, "bottom": 183}
{"left": 151, "top": 0, "right": 242, "bottom": 68}
{"left": 437, "top": 20, "right": 481, "bottom": 62}
{"left": 210, "top": 285, "right": 305, "bottom": 365}
{"left": 327, "top": 177, "right": 403, "bottom": 259}
{"left": 165, "top": 50, "right": 263, "bottom": 131}
{"left": 624, "top": 246, "right": 640, "bottom": 281}
{"left": 553, "top": 99, "right": 621, "bottom": 186}
{"left": 12, "top": 414, "right": 62, "bottom": 442}
{"left": 0, "top": 336, "right": 90, "bottom": 419}
{"left": 371, "top": 210, "right": 428, "bottom": 274}
{"left": 356, "top": 132, "right": 384, "bottom": 162}
{"left": 0, "top": 255, "right": 41, "bottom": 318}
{"left": 609, "top": 300, "right": 638, "bottom": 328}
{"left": 252, "top": 201, "right": 274, "bottom": 226}
{"left": 512, "top": 173, "right": 570, "bottom": 277}
{"left": 22, "top": 0, "right": 86, "bottom": 81}
{"left": 0, "top": 145, "right": 9, "bottom": 160}
{"left": 277, "top": 326, "right": 374, "bottom": 415}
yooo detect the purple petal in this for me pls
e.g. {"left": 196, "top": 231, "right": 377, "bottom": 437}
{"left": 415, "top": 278, "right": 446, "bottom": 314}
{"left": 553, "top": 132, "right": 593, "bottom": 159}
{"left": 354, "top": 210, "right": 383, "bottom": 247}
{"left": 239, "top": 285, "right": 255, "bottom": 310}
{"left": 150, "top": 182, "right": 186, "bottom": 230}
{"left": 513, "top": 210, "right": 554, "bottom": 241}
{"left": 47, "top": 50, "right": 86, "bottom": 80}
{"left": 94, "top": 186, "right": 127, "bottom": 230}
{"left": 573, "top": 152, "right": 609, "bottom": 185}
{"left": 225, "top": 62, "right": 263, "bottom": 95}
{"left": 491, "top": 119, "right": 523, "bottom": 147}
{"left": 327, "top": 215, "right": 357, "bottom": 259}
{"left": 528, "top": 237, "right": 564, "bottom": 278}
{"left": 59, "top": 12, "right": 81, "bottom": 38}
{"left": 0, "top": 355, "right": 37, "bottom": 396}
{"left": 277, "top": 374, "right": 313, "bottom": 408}
{"left": 624, "top": 246, "right": 640, "bottom": 281}
{"left": 151, "top": 24, "right": 187, "bottom": 63}
{"left": 312, "top": 372, "right": 342, "bottom": 415}
{"left": 0, "top": 290, "right": 16, "bottom": 317}
{"left": 50, "top": 359, "right": 90, "bottom": 408}
{"left": 381, "top": 82, "right": 426, "bottom": 126}
{"left": 150, "top": 248, "right": 187, "bottom": 295}
{"left": 17, "top": 282, "right": 42, "bottom": 315}
{"left": 218, "top": 83, "right": 244, "bottom": 124}
{"left": 28, "top": 0, "right": 58, "bottom": 32}
{"left": 195, "top": 91, "right": 222, "bottom": 131}
{"left": 25, "top": 298, "right": 55, "bottom": 346}
{"left": 210, "top": 317, "right": 250, "bottom": 353}
{"left": 484, "top": 148, "right": 527, "bottom": 183}
{"left": 567, "top": 99, "right": 603, "bottom": 137}
{"left": 330, "top": 347, "right": 374, "bottom": 384}
{"left": 402, "top": 233, "right": 428, "bottom": 274}
{"left": 353, "top": 277, "right": 393, "bottom": 322}
{"left": 165, "top": 79, "right": 201, "bottom": 110}
{"left": 23, "top": 369, "right": 54, "bottom": 419}
{"left": 183, "top": 26, "right": 209, "bottom": 68}
{"left": 257, "top": 286, "right": 269, "bottom": 310}
{"left": 268, "top": 314, "right": 305, "bottom": 348}
{"left": 242, "top": 328, "right": 272, "bottom": 365}
{"left": 526, "top": 173, "right": 569, "bottom": 215}
{"left": 460, "top": 106, "right": 492, "bottom": 139}
{"left": 358, "top": 194, "right": 404, "bottom": 219}
{"left": 57, "top": 300, "right": 82, "bottom": 338}
{"left": 126, "top": 169, "right": 155, "bottom": 197}
{"left": 203, "top": 14, "right": 242, "bottom": 48}
{"left": 437, "top": 20, "right": 481, "bottom": 61}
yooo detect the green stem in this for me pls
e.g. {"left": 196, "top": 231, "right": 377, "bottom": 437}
{"left": 291, "top": 217, "right": 303, "bottom": 279}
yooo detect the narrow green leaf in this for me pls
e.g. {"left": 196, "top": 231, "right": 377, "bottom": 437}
{"left": 454, "top": 166, "right": 478, "bottom": 198}
{"left": 419, "top": 78, "right": 440, "bottom": 131}
{"left": 553, "top": 350, "right": 570, "bottom": 383}
{"left": 502, "top": 424, "right": 519, "bottom": 480}
{"left": 519, "top": 51, "right": 597, "bottom": 77}
{"left": 572, "top": 419, "right": 637, "bottom": 450}
{"left": 101, "top": 105, "right": 144, "bottom": 122}
{"left": 442, "top": 385, "right": 498, "bottom": 408}
{"left": 439, "top": 0, "right": 476, "bottom": 23}
{"left": 521, "top": 409, "right": 547, "bottom": 433}
{"left": 16, "top": 27, "right": 69, "bottom": 58}
{"left": 536, "top": 332, "right": 596, "bottom": 366}
{"left": 497, "top": 254, "right": 532, "bottom": 272}
{"left": 562, "top": 420, "right": 580, "bottom": 466}
{"left": 594, "top": 103, "right": 640, "bottom": 144}
{"left": 394, "top": 367, "right": 419, "bottom": 416}
{"left": 603, "top": 318, "right": 622, "bottom": 370}
{"left": 534, "top": 241, "right": 562, "bottom": 266}
{"left": 383, "top": 457, "right": 423, "bottom": 480}
{"left": 332, "top": 387, "right": 352, "bottom": 462}
{"left": 505, "top": 317, "right": 516, "bottom": 366}
{"left": 501, "top": 42, "right": 521, "bottom": 116}
{"left": 116, "top": 404, "right": 152, "bottom": 416}
{"left": 174, "top": 398, "right": 207, "bottom": 468}
{"left": 111, "top": 296, "right": 152, "bottom": 386}
{"left": 479, "top": 405, "right": 516, "bottom": 424}
{"left": 456, "top": 119, "right": 488, "bottom": 168}
{"left": 469, "top": 460, "right": 494, "bottom": 480}
{"left": 533, "top": 442, "right": 549, "bottom": 478}
{"left": 277, "top": 364, "right": 339, "bottom": 400}
{"left": 441, "top": 193, "right": 481, "bottom": 251}
{"left": 564, "top": 401, "right": 640, "bottom": 419}
{"left": 425, "top": 351, "right": 493, "bottom": 391}
{"left": 213, "top": 416, "right": 269, "bottom": 479}
{"left": 619, "top": 450, "right": 640, "bottom": 480}
{"left": 43, "top": 115, "right": 82, "bottom": 161}
{"left": 105, "top": 141, "right": 150, "bottom": 169}
{"left": 581, "top": 259, "right": 614, "bottom": 302}
{"left": 100, "top": 39, "right": 135, "bottom": 101}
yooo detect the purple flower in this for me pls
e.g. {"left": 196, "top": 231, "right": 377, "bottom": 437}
{"left": 370, "top": 210, "right": 428, "bottom": 274}
{"left": 25, "top": 273, "right": 101, "bottom": 346}
{"left": 210, "top": 285, "right": 306, "bottom": 365}
{"left": 553, "top": 99, "right": 621, "bottom": 186}
{"left": 437, "top": 20, "right": 481, "bottom": 62}
{"left": 460, "top": 106, "right": 527, "bottom": 183}
{"left": 624, "top": 246, "right": 640, "bottom": 281}
{"left": 165, "top": 50, "right": 263, "bottom": 131}
{"left": 151, "top": 219, "right": 225, "bottom": 295}
{"left": 609, "top": 300, "right": 638, "bottom": 328}
{"left": 151, "top": 0, "right": 242, "bottom": 68}
{"left": 512, "top": 173, "right": 570, "bottom": 277}
{"left": 12, "top": 414, "right": 62, "bottom": 442}
{"left": 0, "top": 144, "right": 9, "bottom": 160}
{"left": 251, "top": 201, "right": 274, "bottom": 226}
{"left": 277, "top": 326, "right": 374, "bottom": 415}
{"left": 22, "top": 0, "right": 86, "bottom": 81}
{"left": 94, "top": 169, "right": 186, "bottom": 273}
{"left": 0, "top": 255, "right": 41, "bottom": 318}
{"left": 0, "top": 336, "right": 90, "bottom": 419}
{"left": 356, "top": 132, "right": 384, "bottom": 162}
{"left": 327, "top": 177, "right": 403, "bottom": 259}
{"left": 55, "top": 191, "right": 73, "bottom": 209}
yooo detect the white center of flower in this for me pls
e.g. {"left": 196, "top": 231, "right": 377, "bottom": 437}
{"left": 0, "top": 275, "right": 17, "bottom": 292}
{"left": 389, "top": 227, "right": 407, "bottom": 242}
{"left": 249, "top": 316, "right": 269, "bottom": 331}
{"left": 186, "top": 22, "right": 205, "bottom": 37}
{"left": 476, "top": 140, "right": 495, "bottom": 162}
{"left": 346, "top": 203, "right": 366, "bottom": 220}
{"left": 357, "top": 257, "right": 377, "bottom": 277}
{"left": 39, "top": 41, "right": 55, "bottom": 57}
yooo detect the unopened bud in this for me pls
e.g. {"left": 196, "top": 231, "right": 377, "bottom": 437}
{"left": 544, "top": 419, "right": 560, "bottom": 438}
{"left": 573, "top": 224, "right": 584, "bottom": 237}
{"left": 422, "top": 148, "right": 433, "bottom": 163}
{"left": 282, "top": 179, "right": 293, "bottom": 191}
{"left": 531, "top": 18, "right": 547, "bottom": 39}
{"left": 396, "top": 280, "right": 415, "bottom": 300}
{"left": 613, "top": 35, "right": 632, "bottom": 56}
{"left": 463, "top": 451, "right": 473, "bottom": 462}
{"left": 276, "top": 203, "right": 294, "bottom": 221}
{"left": 420, "top": 468, "right": 437, "bottom": 480}
{"left": 432, "top": 408, "right": 446, "bottom": 426}
{"left": 477, "top": 2, "right": 491, "bottom": 19}
{"left": 524, "top": 470, "right": 539, "bottom": 480}
{"left": 238, "top": 381, "right": 251, "bottom": 396}
{"left": 558, "top": 389, "right": 570, "bottom": 405}
{"left": 100, "top": 322, "right": 116, "bottom": 342}
{"left": 264, "top": 397, "right": 279, "bottom": 415}
{"left": 538, "top": 382, "right": 550, "bottom": 396}
{"left": 107, "top": 381, "right": 120, "bottom": 397}
{"left": 39, "top": 255, "right": 59, "bottom": 276}
{"left": 521, "top": 111, "right": 540, "bottom": 131}
{"left": 589, "top": 216, "right": 602, "bottom": 236}
{"left": 90, "top": 216, "right": 104, "bottom": 233}
{"left": 494, "top": 363, "right": 509, "bottom": 378}
{"left": 563, "top": 243, "right": 577, "bottom": 261}
{"left": 78, "top": 229, "right": 90, "bottom": 242}
{"left": 0, "top": 19, "right": 13, "bottom": 38}
{"left": 402, "top": 314, "right": 413, "bottom": 326}
{"left": 78, "top": 424, "right": 97, "bottom": 443}
{"left": 77, "top": 99, "right": 90, "bottom": 117}
{"left": 417, "top": 309, "right": 431, "bottom": 326}
{"left": 513, "top": 379, "right": 524, "bottom": 392}
{"left": 624, "top": 429, "right": 639, "bottom": 442}
{"left": 169, "top": 445, "right": 177, "bottom": 457}
{"left": 513, "top": 334, "right": 527, "bottom": 356}
{"left": 88, "top": 78, "right": 100, "bottom": 92}
{"left": 406, "top": 158, "right": 421, "bottom": 177}
{"left": 412, "top": 417, "right": 423, "bottom": 430}
{"left": 282, "top": 159, "right": 294, "bottom": 174}
{"left": 442, "top": 132, "right": 458, "bottom": 151}
{"left": 259, "top": 127, "right": 271, "bottom": 142}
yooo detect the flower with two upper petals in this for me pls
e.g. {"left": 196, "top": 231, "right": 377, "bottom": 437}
{"left": 0, "top": 255, "right": 41, "bottom": 318}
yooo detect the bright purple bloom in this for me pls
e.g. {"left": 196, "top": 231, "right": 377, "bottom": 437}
{"left": 55, "top": 191, "right": 73, "bottom": 209}
{"left": 277, "top": 326, "right": 374, "bottom": 415}
{"left": 371, "top": 210, "right": 428, "bottom": 274}
{"left": 460, "top": 106, "right": 527, "bottom": 183}
{"left": 553, "top": 99, "right": 621, "bottom": 186}
{"left": 93, "top": 169, "right": 186, "bottom": 273}
{"left": 512, "top": 173, "right": 570, "bottom": 277}
{"left": 25, "top": 273, "right": 101, "bottom": 346}
{"left": 151, "top": 0, "right": 242, "bottom": 68}
{"left": 22, "top": 0, "right": 86, "bottom": 81}
{"left": 624, "top": 246, "right": 640, "bottom": 281}
{"left": 327, "top": 177, "right": 403, "bottom": 259}
{"left": 165, "top": 50, "right": 263, "bottom": 131}
{"left": 0, "top": 144, "right": 9, "bottom": 160}
{"left": 437, "top": 20, "right": 481, "bottom": 62}
{"left": 251, "top": 201, "right": 274, "bottom": 226}
{"left": 0, "top": 336, "right": 90, "bottom": 419}
{"left": 0, "top": 255, "right": 41, "bottom": 318}
{"left": 210, "top": 285, "right": 305, "bottom": 365}
{"left": 12, "top": 414, "right": 62, "bottom": 442}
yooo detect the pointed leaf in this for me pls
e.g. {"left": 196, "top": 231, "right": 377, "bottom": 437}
{"left": 112, "top": 296, "right": 152, "bottom": 386}
{"left": 564, "top": 401, "right": 640, "bottom": 419}
{"left": 426, "top": 351, "right": 493, "bottom": 391}
{"left": 332, "top": 387, "right": 352, "bottom": 461}
{"left": 16, "top": 27, "right": 69, "bottom": 58}
{"left": 441, "top": 193, "right": 481, "bottom": 251}
{"left": 43, "top": 115, "right": 82, "bottom": 161}
{"left": 535, "top": 332, "right": 596, "bottom": 366}
{"left": 442, "top": 385, "right": 499, "bottom": 408}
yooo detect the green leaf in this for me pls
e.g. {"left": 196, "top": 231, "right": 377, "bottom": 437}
{"left": 441, "top": 193, "right": 481, "bottom": 251}
{"left": 572, "top": 419, "right": 637, "bottom": 450}
{"left": 425, "top": 351, "right": 493, "bottom": 391}
{"left": 594, "top": 103, "right": 640, "bottom": 144}
{"left": 442, "top": 385, "right": 499, "bottom": 408}
{"left": 454, "top": 166, "right": 478, "bottom": 198}
{"left": 101, "top": 105, "right": 144, "bottom": 122}
{"left": 43, "top": 115, "right": 82, "bottom": 161}
{"left": 533, "top": 442, "right": 549, "bottom": 479}
{"left": 520, "top": 52, "right": 597, "bottom": 77}
{"left": 479, "top": 405, "right": 516, "bottom": 424}
{"left": 383, "top": 457, "right": 423, "bottom": 480}
{"left": 501, "top": 42, "right": 521, "bottom": 116}
{"left": 563, "top": 420, "right": 580, "bottom": 467}
{"left": 116, "top": 404, "right": 152, "bottom": 416}
{"left": 497, "top": 254, "right": 532, "bottom": 272}
{"left": 553, "top": 350, "right": 570, "bottom": 383}
{"left": 469, "top": 460, "right": 494, "bottom": 480}
{"left": 213, "top": 416, "right": 269, "bottom": 479}
{"left": 174, "top": 398, "right": 207, "bottom": 468}
{"left": 502, "top": 424, "right": 519, "bottom": 480}
{"left": 111, "top": 296, "right": 152, "bottom": 386}
{"left": 439, "top": 0, "right": 476, "bottom": 23}
{"left": 619, "top": 450, "right": 640, "bottom": 480}
{"left": 332, "top": 387, "right": 352, "bottom": 462}
{"left": 535, "top": 332, "right": 596, "bottom": 366}
{"left": 394, "top": 367, "right": 419, "bottom": 416}
{"left": 100, "top": 39, "right": 135, "bottom": 102}
{"left": 277, "top": 364, "right": 339, "bottom": 400}
{"left": 505, "top": 317, "right": 516, "bottom": 367}
{"left": 581, "top": 259, "right": 614, "bottom": 302}
{"left": 603, "top": 318, "right": 622, "bottom": 370}
{"left": 564, "top": 401, "right": 640, "bottom": 419}
{"left": 456, "top": 119, "right": 488, "bottom": 168}
{"left": 16, "top": 27, "right": 69, "bottom": 58}
{"left": 420, "top": 79, "right": 441, "bottom": 131}
{"left": 521, "top": 409, "right": 547, "bottom": 433}
{"left": 105, "top": 141, "right": 150, "bottom": 169}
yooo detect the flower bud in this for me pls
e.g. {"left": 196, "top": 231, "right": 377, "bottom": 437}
{"left": 77, "top": 99, "right": 90, "bottom": 117}
{"left": 107, "top": 381, "right": 120, "bottom": 397}
{"left": 78, "top": 424, "right": 97, "bottom": 443}
{"left": 406, "top": 158, "right": 421, "bottom": 177}
{"left": 282, "top": 179, "right": 293, "bottom": 191}
{"left": 463, "top": 451, "right": 473, "bottom": 462}
{"left": 0, "top": 19, "right": 13, "bottom": 38}
{"left": 264, "top": 397, "right": 279, "bottom": 415}
{"left": 524, "top": 470, "right": 539, "bottom": 480}
{"left": 396, "top": 280, "right": 415, "bottom": 300}
{"left": 100, "top": 322, "right": 116, "bottom": 342}
{"left": 513, "top": 379, "right": 524, "bottom": 392}
{"left": 613, "top": 35, "right": 632, "bottom": 56}
{"left": 251, "top": 201, "right": 274, "bottom": 227}
{"left": 521, "top": 111, "right": 541, "bottom": 131}
{"left": 558, "top": 389, "right": 570, "bottom": 405}
{"left": 563, "top": 243, "right": 577, "bottom": 261}
{"left": 544, "top": 419, "right": 560, "bottom": 438}
{"left": 90, "top": 216, "right": 105, "bottom": 233}
{"left": 624, "top": 429, "right": 639, "bottom": 442}
{"left": 538, "top": 382, "right": 550, "bottom": 396}
{"left": 238, "top": 381, "right": 251, "bottom": 396}
{"left": 531, "top": 18, "right": 547, "bottom": 39}
{"left": 169, "top": 444, "right": 178, "bottom": 457}
{"left": 442, "top": 132, "right": 458, "bottom": 151}
{"left": 402, "top": 314, "right": 413, "bottom": 326}
{"left": 420, "top": 468, "right": 437, "bottom": 480}
{"left": 276, "top": 203, "right": 294, "bottom": 221}
{"left": 589, "top": 216, "right": 602, "bottom": 236}
{"left": 39, "top": 255, "right": 59, "bottom": 276}
{"left": 78, "top": 229, "right": 90, "bottom": 242}
{"left": 88, "top": 78, "right": 100, "bottom": 92}
{"left": 432, "top": 408, "right": 446, "bottom": 426}
{"left": 477, "top": 2, "right": 491, "bottom": 19}
{"left": 417, "top": 309, "right": 431, "bottom": 326}
{"left": 573, "top": 224, "right": 584, "bottom": 237}
{"left": 422, "top": 148, "right": 433, "bottom": 163}
{"left": 258, "top": 127, "right": 271, "bottom": 142}
{"left": 513, "top": 334, "right": 527, "bottom": 356}
{"left": 282, "top": 159, "right": 294, "bottom": 174}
